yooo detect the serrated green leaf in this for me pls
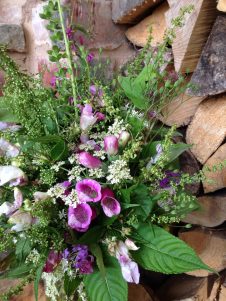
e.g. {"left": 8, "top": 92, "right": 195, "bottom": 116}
{"left": 132, "top": 224, "right": 214, "bottom": 274}
{"left": 15, "top": 238, "right": 31, "bottom": 263}
{"left": 90, "top": 244, "right": 105, "bottom": 277}
{"left": 84, "top": 262, "right": 127, "bottom": 301}
{"left": 78, "top": 226, "right": 104, "bottom": 245}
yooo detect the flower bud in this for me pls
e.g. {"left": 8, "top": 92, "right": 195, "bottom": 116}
{"left": 104, "top": 135, "right": 119, "bottom": 156}
{"left": 119, "top": 131, "right": 130, "bottom": 147}
{"left": 78, "top": 152, "right": 102, "bottom": 169}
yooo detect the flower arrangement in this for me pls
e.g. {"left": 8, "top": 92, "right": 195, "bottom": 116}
{"left": 0, "top": 1, "right": 213, "bottom": 301}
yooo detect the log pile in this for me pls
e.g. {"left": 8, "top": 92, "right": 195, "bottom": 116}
{"left": 111, "top": 0, "right": 226, "bottom": 299}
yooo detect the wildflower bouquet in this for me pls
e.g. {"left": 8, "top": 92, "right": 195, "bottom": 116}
{"left": 0, "top": 1, "right": 212, "bottom": 301}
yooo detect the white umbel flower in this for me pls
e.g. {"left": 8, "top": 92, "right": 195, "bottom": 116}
{"left": 107, "top": 159, "right": 132, "bottom": 184}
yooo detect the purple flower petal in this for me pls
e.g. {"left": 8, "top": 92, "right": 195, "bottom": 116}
{"left": 101, "top": 188, "right": 121, "bottom": 217}
{"left": 89, "top": 85, "right": 97, "bottom": 96}
{"left": 68, "top": 203, "right": 92, "bottom": 232}
{"left": 78, "top": 151, "right": 102, "bottom": 169}
{"left": 121, "top": 260, "right": 140, "bottom": 284}
{"left": 87, "top": 53, "right": 94, "bottom": 63}
{"left": 76, "top": 179, "right": 102, "bottom": 203}
{"left": 104, "top": 135, "right": 119, "bottom": 156}
{"left": 80, "top": 104, "right": 97, "bottom": 131}
{"left": 43, "top": 250, "right": 62, "bottom": 273}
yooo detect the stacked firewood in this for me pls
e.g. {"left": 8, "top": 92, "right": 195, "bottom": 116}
{"left": 112, "top": 0, "right": 226, "bottom": 300}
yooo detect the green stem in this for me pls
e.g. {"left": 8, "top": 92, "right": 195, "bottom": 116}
{"left": 56, "top": 0, "right": 78, "bottom": 117}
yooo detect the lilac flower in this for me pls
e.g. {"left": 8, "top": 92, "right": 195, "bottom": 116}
{"left": 115, "top": 241, "right": 140, "bottom": 284}
{"left": 78, "top": 151, "right": 102, "bottom": 169}
{"left": 66, "top": 27, "right": 73, "bottom": 40}
{"left": 89, "top": 85, "right": 97, "bottom": 96}
{"left": 63, "top": 245, "right": 94, "bottom": 274}
{"left": 87, "top": 53, "right": 94, "bottom": 63}
{"left": 76, "top": 179, "right": 102, "bottom": 203}
{"left": 101, "top": 188, "right": 121, "bottom": 217}
{"left": 159, "top": 171, "right": 180, "bottom": 189}
{"left": 68, "top": 203, "right": 92, "bottom": 232}
{"left": 0, "top": 166, "right": 27, "bottom": 186}
{"left": 119, "top": 131, "right": 130, "bottom": 147}
{"left": 43, "top": 250, "right": 62, "bottom": 273}
{"left": 104, "top": 135, "right": 119, "bottom": 156}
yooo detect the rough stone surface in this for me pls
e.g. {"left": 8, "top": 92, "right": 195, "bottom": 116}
{"left": 0, "top": 24, "right": 26, "bottom": 52}
{"left": 202, "top": 143, "right": 226, "bottom": 193}
{"left": 186, "top": 95, "right": 226, "bottom": 164}
{"left": 183, "top": 192, "right": 226, "bottom": 227}
{"left": 112, "top": 0, "right": 163, "bottom": 24}
{"left": 125, "top": 2, "right": 168, "bottom": 47}
{"left": 188, "top": 16, "right": 226, "bottom": 96}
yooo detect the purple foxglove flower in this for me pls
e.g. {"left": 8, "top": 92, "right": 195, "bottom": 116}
{"left": 43, "top": 250, "right": 62, "bottom": 273}
{"left": 0, "top": 187, "right": 23, "bottom": 217}
{"left": 76, "top": 179, "right": 102, "bottom": 203}
{"left": 9, "top": 211, "right": 33, "bottom": 232}
{"left": 89, "top": 85, "right": 97, "bottom": 96}
{"left": 101, "top": 188, "right": 121, "bottom": 217}
{"left": 0, "top": 166, "right": 27, "bottom": 186}
{"left": 80, "top": 104, "right": 97, "bottom": 131}
{"left": 87, "top": 53, "right": 94, "bottom": 63}
{"left": 104, "top": 135, "right": 119, "bottom": 156}
{"left": 0, "top": 139, "right": 20, "bottom": 158}
{"left": 119, "top": 131, "right": 130, "bottom": 147}
{"left": 68, "top": 203, "right": 92, "bottom": 232}
{"left": 78, "top": 151, "right": 102, "bottom": 169}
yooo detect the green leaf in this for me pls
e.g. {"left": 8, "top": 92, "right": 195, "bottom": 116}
{"left": 34, "top": 265, "right": 44, "bottom": 301}
{"left": 84, "top": 260, "right": 127, "bottom": 301}
{"left": 15, "top": 238, "right": 31, "bottom": 263}
{"left": 64, "top": 274, "right": 80, "bottom": 298}
{"left": 50, "top": 139, "right": 68, "bottom": 161}
{"left": 168, "top": 143, "right": 191, "bottom": 163}
{"left": 90, "top": 244, "right": 106, "bottom": 277}
{"left": 0, "top": 264, "right": 33, "bottom": 279}
{"left": 78, "top": 226, "right": 105, "bottom": 245}
{"left": 132, "top": 224, "right": 214, "bottom": 274}
{"left": 118, "top": 76, "right": 147, "bottom": 110}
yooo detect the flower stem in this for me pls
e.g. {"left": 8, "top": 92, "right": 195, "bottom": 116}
{"left": 56, "top": 0, "right": 78, "bottom": 117}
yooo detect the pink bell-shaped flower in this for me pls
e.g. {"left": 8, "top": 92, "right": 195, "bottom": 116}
{"left": 76, "top": 179, "right": 102, "bottom": 203}
{"left": 101, "top": 188, "right": 121, "bottom": 217}
{"left": 68, "top": 203, "right": 92, "bottom": 232}
{"left": 78, "top": 151, "right": 102, "bottom": 169}
{"left": 104, "top": 135, "right": 119, "bottom": 156}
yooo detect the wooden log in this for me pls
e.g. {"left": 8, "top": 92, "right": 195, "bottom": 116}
{"left": 160, "top": 93, "right": 205, "bottom": 127}
{"left": 186, "top": 95, "right": 226, "bottom": 164}
{"left": 183, "top": 192, "right": 226, "bottom": 227}
{"left": 167, "top": 0, "right": 177, "bottom": 7}
{"left": 188, "top": 16, "right": 226, "bottom": 96}
{"left": 112, "top": 0, "right": 163, "bottom": 24}
{"left": 125, "top": 2, "right": 169, "bottom": 47}
{"left": 165, "top": 0, "right": 217, "bottom": 73}
{"left": 128, "top": 284, "right": 156, "bottom": 301}
{"left": 217, "top": 0, "right": 226, "bottom": 12}
{"left": 179, "top": 228, "right": 226, "bottom": 277}
{"left": 156, "top": 274, "right": 208, "bottom": 301}
{"left": 202, "top": 144, "right": 226, "bottom": 193}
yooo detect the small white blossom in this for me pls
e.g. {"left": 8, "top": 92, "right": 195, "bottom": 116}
{"left": 108, "top": 118, "right": 128, "bottom": 138}
{"left": 47, "top": 184, "right": 65, "bottom": 199}
{"left": 68, "top": 165, "right": 85, "bottom": 182}
{"left": 68, "top": 154, "right": 77, "bottom": 164}
{"left": 25, "top": 249, "right": 40, "bottom": 265}
{"left": 88, "top": 168, "right": 105, "bottom": 179}
{"left": 62, "top": 189, "right": 80, "bottom": 208}
{"left": 107, "top": 159, "right": 133, "bottom": 184}
{"left": 50, "top": 161, "right": 65, "bottom": 172}
{"left": 42, "top": 271, "right": 62, "bottom": 301}
{"left": 93, "top": 150, "right": 106, "bottom": 160}
{"left": 131, "top": 109, "right": 144, "bottom": 119}
{"left": 58, "top": 209, "right": 66, "bottom": 220}
{"left": 79, "top": 143, "right": 95, "bottom": 151}
{"left": 77, "top": 282, "right": 88, "bottom": 301}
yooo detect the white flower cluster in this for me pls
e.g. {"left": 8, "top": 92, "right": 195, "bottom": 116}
{"left": 93, "top": 150, "right": 106, "bottom": 160}
{"left": 88, "top": 167, "right": 105, "bottom": 179}
{"left": 131, "top": 109, "right": 144, "bottom": 119}
{"left": 107, "top": 118, "right": 127, "bottom": 138}
{"left": 25, "top": 249, "right": 40, "bottom": 265}
{"left": 47, "top": 184, "right": 65, "bottom": 200}
{"left": 107, "top": 159, "right": 133, "bottom": 184}
{"left": 63, "top": 189, "right": 80, "bottom": 208}
{"left": 68, "top": 165, "right": 85, "bottom": 182}
{"left": 77, "top": 282, "right": 88, "bottom": 301}
{"left": 42, "top": 271, "right": 62, "bottom": 301}
{"left": 58, "top": 209, "right": 66, "bottom": 220}
{"left": 68, "top": 154, "right": 77, "bottom": 164}
{"left": 51, "top": 161, "right": 65, "bottom": 172}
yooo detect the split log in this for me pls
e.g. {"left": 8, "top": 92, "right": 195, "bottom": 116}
{"left": 165, "top": 0, "right": 217, "bottom": 73}
{"left": 183, "top": 192, "right": 226, "bottom": 227}
{"left": 202, "top": 144, "right": 226, "bottom": 193}
{"left": 166, "top": 0, "right": 177, "bottom": 7}
{"left": 217, "top": 0, "right": 226, "bottom": 12}
{"left": 209, "top": 276, "right": 226, "bottom": 301}
{"left": 179, "top": 228, "right": 226, "bottom": 277}
{"left": 160, "top": 93, "right": 205, "bottom": 127}
{"left": 188, "top": 16, "right": 226, "bottom": 96}
{"left": 156, "top": 274, "right": 208, "bottom": 301}
{"left": 112, "top": 0, "right": 163, "bottom": 24}
{"left": 125, "top": 2, "right": 169, "bottom": 47}
{"left": 186, "top": 95, "right": 226, "bottom": 164}
{"left": 128, "top": 284, "right": 156, "bottom": 301}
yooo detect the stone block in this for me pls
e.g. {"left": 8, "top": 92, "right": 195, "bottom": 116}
{"left": 0, "top": 23, "right": 26, "bottom": 52}
{"left": 112, "top": 0, "right": 163, "bottom": 24}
